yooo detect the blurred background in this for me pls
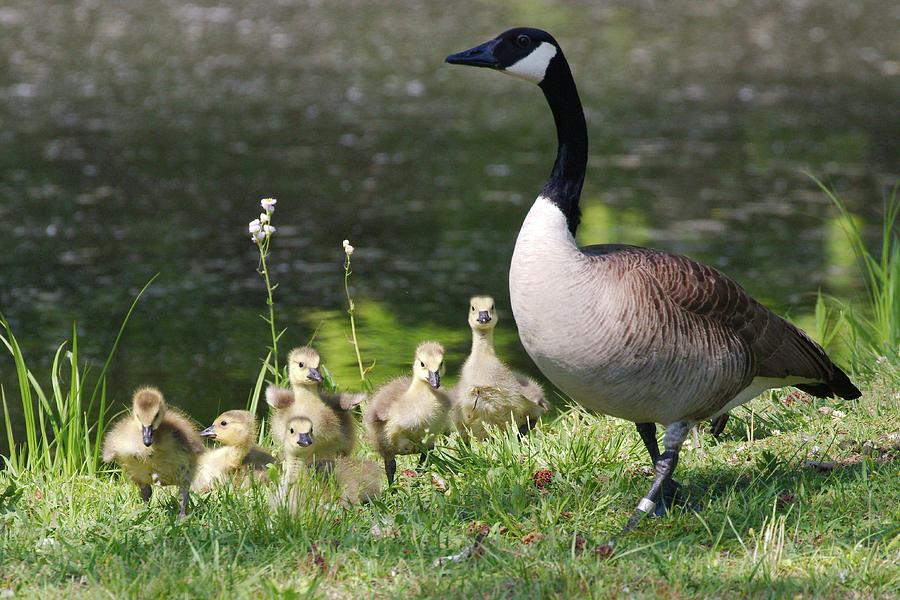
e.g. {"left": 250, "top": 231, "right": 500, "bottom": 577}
{"left": 0, "top": 0, "right": 898, "bottom": 441}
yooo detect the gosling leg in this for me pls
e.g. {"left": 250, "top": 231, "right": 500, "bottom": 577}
{"left": 140, "top": 484, "right": 152, "bottom": 504}
{"left": 178, "top": 485, "right": 190, "bottom": 518}
{"left": 517, "top": 417, "right": 535, "bottom": 438}
{"left": 384, "top": 457, "right": 397, "bottom": 487}
{"left": 605, "top": 421, "right": 691, "bottom": 548}
{"left": 417, "top": 452, "right": 427, "bottom": 468}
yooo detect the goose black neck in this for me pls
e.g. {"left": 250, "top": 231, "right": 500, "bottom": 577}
{"left": 538, "top": 55, "right": 587, "bottom": 236}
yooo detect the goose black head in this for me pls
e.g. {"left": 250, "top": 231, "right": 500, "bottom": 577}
{"left": 445, "top": 28, "right": 561, "bottom": 85}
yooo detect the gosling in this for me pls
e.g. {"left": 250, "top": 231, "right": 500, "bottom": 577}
{"left": 276, "top": 416, "right": 383, "bottom": 507}
{"left": 453, "top": 296, "right": 549, "bottom": 440}
{"left": 265, "top": 346, "right": 362, "bottom": 460}
{"left": 192, "top": 410, "right": 274, "bottom": 493}
{"left": 102, "top": 386, "right": 204, "bottom": 517}
{"left": 364, "top": 341, "right": 452, "bottom": 485}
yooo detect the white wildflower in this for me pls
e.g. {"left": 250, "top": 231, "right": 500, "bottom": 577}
{"left": 261, "top": 198, "right": 277, "bottom": 211}
{"left": 259, "top": 212, "right": 269, "bottom": 224}
{"left": 248, "top": 219, "right": 262, "bottom": 234}
{"left": 263, "top": 225, "right": 276, "bottom": 236}
{"left": 342, "top": 239, "right": 354, "bottom": 256}
{"left": 256, "top": 232, "right": 266, "bottom": 242}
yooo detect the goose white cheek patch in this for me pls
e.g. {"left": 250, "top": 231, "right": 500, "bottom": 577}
{"left": 504, "top": 42, "right": 558, "bottom": 83}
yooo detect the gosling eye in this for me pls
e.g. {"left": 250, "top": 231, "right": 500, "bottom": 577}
{"left": 220, "top": 420, "right": 227, "bottom": 427}
{"left": 470, "top": 306, "right": 474, "bottom": 312}
{"left": 516, "top": 34, "right": 531, "bottom": 48}
{"left": 419, "top": 361, "right": 425, "bottom": 368}
{"left": 298, "top": 362, "right": 304, "bottom": 368}
{"left": 290, "top": 428, "right": 294, "bottom": 434}
{"left": 490, "top": 305, "right": 494, "bottom": 311}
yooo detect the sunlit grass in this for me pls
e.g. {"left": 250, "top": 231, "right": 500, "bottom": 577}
{"left": 812, "top": 179, "right": 900, "bottom": 371}
{"left": 0, "top": 374, "right": 897, "bottom": 597}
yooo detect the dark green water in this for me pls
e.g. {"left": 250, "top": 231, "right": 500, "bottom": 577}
{"left": 1, "top": 1, "right": 898, "bottom": 443}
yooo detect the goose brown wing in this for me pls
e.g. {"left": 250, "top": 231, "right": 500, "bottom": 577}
{"left": 586, "top": 244, "right": 841, "bottom": 386}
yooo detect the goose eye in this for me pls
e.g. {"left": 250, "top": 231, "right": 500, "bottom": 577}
{"left": 516, "top": 34, "right": 531, "bottom": 48}
{"left": 220, "top": 420, "right": 227, "bottom": 427}
{"left": 298, "top": 362, "right": 304, "bottom": 368}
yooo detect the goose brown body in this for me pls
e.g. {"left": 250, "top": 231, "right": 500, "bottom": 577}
{"left": 511, "top": 225, "right": 861, "bottom": 426}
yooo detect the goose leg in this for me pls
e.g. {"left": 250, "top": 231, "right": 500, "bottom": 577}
{"left": 384, "top": 457, "right": 397, "bottom": 487}
{"left": 710, "top": 413, "right": 729, "bottom": 438}
{"left": 635, "top": 422, "right": 681, "bottom": 516}
{"left": 140, "top": 484, "right": 152, "bottom": 504}
{"left": 606, "top": 421, "right": 692, "bottom": 547}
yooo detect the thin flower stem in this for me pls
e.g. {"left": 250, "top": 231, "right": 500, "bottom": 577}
{"left": 258, "top": 237, "right": 280, "bottom": 383}
{"left": 344, "top": 255, "right": 366, "bottom": 383}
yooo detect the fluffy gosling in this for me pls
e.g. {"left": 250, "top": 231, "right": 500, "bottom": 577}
{"left": 265, "top": 346, "right": 362, "bottom": 461}
{"left": 192, "top": 410, "right": 274, "bottom": 493}
{"left": 102, "top": 386, "right": 204, "bottom": 517}
{"left": 453, "top": 296, "right": 549, "bottom": 440}
{"left": 364, "top": 341, "right": 452, "bottom": 485}
{"left": 275, "top": 416, "right": 382, "bottom": 509}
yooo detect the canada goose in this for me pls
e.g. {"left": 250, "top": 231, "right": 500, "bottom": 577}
{"left": 277, "top": 415, "right": 383, "bottom": 506}
{"left": 363, "top": 342, "right": 452, "bottom": 485}
{"left": 192, "top": 410, "right": 274, "bottom": 493}
{"left": 102, "top": 386, "right": 204, "bottom": 517}
{"left": 265, "top": 346, "right": 363, "bottom": 459}
{"left": 446, "top": 28, "right": 861, "bottom": 539}
{"left": 453, "top": 295, "right": 549, "bottom": 439}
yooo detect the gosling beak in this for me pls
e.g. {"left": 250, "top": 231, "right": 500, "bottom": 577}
{"left": 142, "top": 425, "right": 153, "bottom": 447}
{"left": 296, "top": 432, "right": 313, "bottom": 447}
{"left": 200, "top": 425, "right": 217, "bottom": 439}
{"left": 477, "top": 310, "right": 491, "bottom": 324}
{"left": 445, "top": 38, "right": 501, "bottom": 69}
{"left": 427, "top": 370, "right": 441, "bottom": 389}
{"left": 307, "top": 367, "right": 324, "bottom": 383}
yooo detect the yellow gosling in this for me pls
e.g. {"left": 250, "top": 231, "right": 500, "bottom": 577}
{"left": 102, "top": 386, "right": 204, "bottom": 517}
{"left": 192, "top": 410, "right": 274, "bottom": 493}
{"left": 275, "top": 415, "right": 382, "bottom": 510}
{"left": 363, "top": 341, "right": 452, "bottom": 485}
{"left": 265, "top": 346, "right": 362, "bottom": 461}
{"left": 453, "top": 295, "right": 549, "bottom": 440}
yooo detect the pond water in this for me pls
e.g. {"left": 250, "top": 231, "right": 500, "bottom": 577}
{"left": 1, "top": 0, "right": 898, "bottom": 443}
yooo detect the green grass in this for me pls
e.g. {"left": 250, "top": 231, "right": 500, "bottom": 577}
{"left": 1, "top": 367, "right": 898, "bottom": 598}
{"left": 813, "top": 179, "right": 900, "bottom": 370}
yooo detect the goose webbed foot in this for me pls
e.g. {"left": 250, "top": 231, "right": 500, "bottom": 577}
{"left": 140, "top": 484, "right": 152, "bottom": 504}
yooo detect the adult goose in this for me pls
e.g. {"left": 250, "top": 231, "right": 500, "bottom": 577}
{"left": 446, "top": 28, "right": 861, "bottom": 540}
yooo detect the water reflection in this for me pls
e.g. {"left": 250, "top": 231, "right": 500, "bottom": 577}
{"left": 0, "top": 0, "right": 897, "bottom": 444}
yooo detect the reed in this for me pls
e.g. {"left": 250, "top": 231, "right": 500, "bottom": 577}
{"left": 0, "top": 276, "right": 156, "bottom": 476}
